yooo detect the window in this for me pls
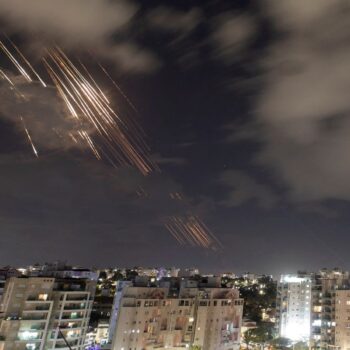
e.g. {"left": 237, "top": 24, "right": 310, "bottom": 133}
{"left": 38, "top": 294, "right": 48, "bottom": 301}
{"left": 25, "top": 344, "right": 36, "bottom": 350}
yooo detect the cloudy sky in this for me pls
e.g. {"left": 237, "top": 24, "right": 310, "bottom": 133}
{"left": 0, "top": 0, "right": 350, "bottom": 275}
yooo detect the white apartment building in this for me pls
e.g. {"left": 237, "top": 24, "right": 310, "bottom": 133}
{"left": 110, "top": 277, "right": 243, "bottom": 350}
{"left": 277, "top": 274, "right": 313, "bottom": 342}
{"left": 0, "top": 276, "right": 95, "bottom": 350}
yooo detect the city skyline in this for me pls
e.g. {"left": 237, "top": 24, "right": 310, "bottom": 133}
{"left": 1, "top": 0, "right": 350, "bottom": 275}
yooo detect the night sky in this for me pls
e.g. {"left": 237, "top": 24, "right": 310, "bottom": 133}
{"left": 0, "top": 0, "right": 350, "bottom": 276}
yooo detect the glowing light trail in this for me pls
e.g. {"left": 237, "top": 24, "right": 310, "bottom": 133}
{"left": 0, "top": 38, "right": 221, "bottom": 250}
{"left": 20, "top": 116, "right": 39, "bottom": 158}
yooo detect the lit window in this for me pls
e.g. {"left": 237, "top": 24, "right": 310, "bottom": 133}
{"left": 25, "top": 344, "right": 36, "bottom": 350}
{"left": 19, "top": 331, "right": 39, "bottom": 341}
{"left": 38, "top": 294, "right": 48, "bottom": 301}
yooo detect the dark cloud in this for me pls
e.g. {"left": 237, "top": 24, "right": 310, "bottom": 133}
{"left": 255, "top": 0, "right": 350, "bottom": 202}
{"left": 151, "top": 153, "right": 187, "bottom": 166}
{"left": 222, "top": 0, "right": 350, "bottom": 204}
{"left": 210, "top": 13, "right": 256, "bottom": 63}
{"left": 0, "top": 153, "right": 197, "bottom": 264}
{"left": 0, "top": 73, "right": 81, "bottom": 152}
{"left": 0, "top": 0, "right": 158, "bottom": 73}
{"left": 219, "top": 170, "right": 278, "bottom": 209}
{"left": 0, "top": 150, "right": 228, "bottom": 268}
{"left": 146, "top": 7, "right": 202, "bottom": 36}
{"left": 2, "top": 0, "right": 350, "bottom": 273}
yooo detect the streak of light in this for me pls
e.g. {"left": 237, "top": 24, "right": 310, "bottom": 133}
{"left": 0, "top": 68, "right": 28, "bottom": 100}
{"left": 20, "top": 116, "right": 38, "bottom": 158}
{"left": 78, "top": 60, "right": 109, "bottom": 104}
{"left": 78, "top": 130, "right": 101, "bottom": 160}
{"left": 43, "top": 47, "right": 157, "bottom": 175}
{"left": 0, "top": 41, "right": 32, "bottom": 82}
{"left": 0, "top": 69, "right": 14, "bottom": 85}
{"left": 136, "top": 186, "right": 149, "bottom": 198}
{"left": 0, "top": 37, "right": 220, "bottom": 249}
{"left": 4, "top": 35, "right": 47, "bottom": 87}
{"left": 97, "top": 61, "right": 138, "bottom": 113}
{"left": 69, "top": 132, "right": 78, "bottom": 144}
{"left": 169, "top": 192, "right": 183, "bottom": 200}
{"left": 165, "top": 215, "right": 222, "bottom": 250}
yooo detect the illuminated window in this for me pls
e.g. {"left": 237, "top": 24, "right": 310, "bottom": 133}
{"left": 19, "top": 331, "right": 39, "bottom": 341}
{"left": 66, "top": 330, "right": 75, "bottom": 337}
{"left": 25, "top": 343, "right": 36, "bottom": 350}
{"left": 38, "top": 294, "right": 48, "bottom": 301}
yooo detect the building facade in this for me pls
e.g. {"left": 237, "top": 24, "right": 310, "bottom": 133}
{"left": 276, "top": 269, "right": 350, "bottom": 349}
{"left": 110, "top": 277, "right": 243, "bottom": 350}
{"left": 0, "top": 276, "right": 95, "bottom": 350}
{"left": 276, "top": 274, "right": 313, "bottom": 342}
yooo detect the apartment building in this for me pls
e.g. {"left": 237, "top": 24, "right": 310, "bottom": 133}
{"left": 0, "top": 276, "right": 96, "bottom": 350}
{"left": 276, "top": 274, "right": 313, "bottom": 342}
{"left": 276, "top": 269, "right": 350, "bottom": 349}
{"left": 110, "top": 277, "right": 243, "bottom": 350}
{"left": 333, "top": 290, "right": 350, "bottom": 349}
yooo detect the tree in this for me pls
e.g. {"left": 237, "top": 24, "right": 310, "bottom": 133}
{"left": 238, "top": 276, "right": 277, "bottom": 322}
{"left": 243, "top": 324, "right": 274, "bottom": 349}
{"left": 269, "top": 337, "right": 292, "bottom": 350}
{"left": 294, "top": 342, "right": 308, "bottom": 350}
{"left": 242, "top": 329, "right": 256, "bottom": 349}
{"left": 252, "top": 323, "right": 274, "bottom": 345}
{"left": 125, "top": 269, "right": 138, "bottom": 280}
{"left": 112, "top": 270, "right": 124, "bottom": 281}
{"left": 98, "top": 270, "right": 107, "bottom": 280}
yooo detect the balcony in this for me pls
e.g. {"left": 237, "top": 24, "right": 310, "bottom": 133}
{"left": 59, "top": 316, "right": 84, "bottom": 321}
{"left": 16, "top": 337, "right": 42, "bottom": 342}
{"left": 56, "top": 325, "right": 83, "bottom": 331}
{"left": 22, "top": 316, "right": 49, "bottom": 321}
{"left": 23, "top": 308, "right": 50, "bottom": 313}
{"left": 65, "top": 296, "right": 89, "bottom": 302}
{"left": 63, "top": 306, "right": 85, "bottom": 311}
